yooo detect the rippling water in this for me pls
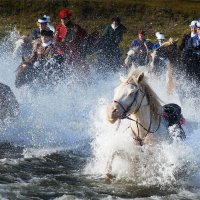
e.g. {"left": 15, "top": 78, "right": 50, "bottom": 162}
{"left": 0, "top": 32, "right": 200, "bottom": 200}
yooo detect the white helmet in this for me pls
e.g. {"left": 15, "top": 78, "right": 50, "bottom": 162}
{"left": 155, "top": 32, "right": 165, "bottom": 40}
{"left": 189, "top": 20, "right": 197, "bottom": 27}
{"left": 196, "top": 21, "right": 200, "bottom": 28}
{"left": 43, "top": 15, "right": 51, "bottom": 23}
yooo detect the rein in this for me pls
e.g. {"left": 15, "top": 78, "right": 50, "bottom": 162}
{"left": 127, "top": 106, "right": 162, "bottom": 146}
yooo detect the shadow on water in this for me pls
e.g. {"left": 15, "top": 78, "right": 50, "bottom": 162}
{"left": 0, "top": 142, "right": 24, "bottom": 159}
{"left": 0, "top": 145, "right": 187, "bottom": 199}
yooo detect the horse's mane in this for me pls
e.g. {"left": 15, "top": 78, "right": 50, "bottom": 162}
{"left": 158, "top": 38, "right": 178, "bottom": 49}
{"left": 127, "top": 69, "right": 161, "bottom": 120}
{"left": 127, "top": 46, "right": 140, "bottom": 55}
{"left": 154, "top": 38, "right": 180, "bottom": 64}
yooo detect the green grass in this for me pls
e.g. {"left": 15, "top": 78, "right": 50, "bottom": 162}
{"left": 0, "top": 0, "right": 199, "bottom": 48}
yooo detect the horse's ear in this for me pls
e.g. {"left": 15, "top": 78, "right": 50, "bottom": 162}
{"left": 127, "top": 49, "right": 134, "bottom": 56}
{"left": 175, "top": 38, "right": 179, "bottom": 43}
{"left": 119, "top": 74, "right": 127, "bottom": 83}
{"left": 137, "top": 72, "right": 144, "bottom": 83}
{"left": 131, "top": 63, "right": 137, "bottom": 70}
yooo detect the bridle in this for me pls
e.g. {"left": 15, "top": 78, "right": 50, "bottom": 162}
{"left": 113, "top": 82, "right": 146, "bottom": 119}
{"left": 113, "top": 82, "right": 162, "bottom": 145}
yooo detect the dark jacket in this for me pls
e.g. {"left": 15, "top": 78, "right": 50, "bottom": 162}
{"left": 180, "top": 33, "right": 191, "bottom": 51}
{"left": 32, "top": 29, "right": 41, "bottom": 40}
{"left": 102, "top": 24, "right": 127, "bottom": 47}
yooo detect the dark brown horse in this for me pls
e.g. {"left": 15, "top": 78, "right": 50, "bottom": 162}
{"left": 0, "top": 83, "right": 19, "bottom": 124}
{"left": 15, "top": 56, "right": 67, "bottom": 88}
{"left": 15, "top": 56, "right": 39, "bottom": 88}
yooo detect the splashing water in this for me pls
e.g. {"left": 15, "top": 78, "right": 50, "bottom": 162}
{"left": 0, "top": 31, "right": 200, "bottom": 199}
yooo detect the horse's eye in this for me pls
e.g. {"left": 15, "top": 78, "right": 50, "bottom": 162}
{"left": 128, "top": 91, "right": 134, "bottom": 97}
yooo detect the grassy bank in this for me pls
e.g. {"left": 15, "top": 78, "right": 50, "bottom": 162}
{"left": 0, "top": 0, "right": 199, "bottom": 48}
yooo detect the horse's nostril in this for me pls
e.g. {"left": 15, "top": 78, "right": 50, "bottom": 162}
{"left": 113, "top": 109, "right": 117, "bottom": 113}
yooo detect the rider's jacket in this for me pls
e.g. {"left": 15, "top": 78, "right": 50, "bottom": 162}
{"left": 130, "top": 39, "right": 153, "bottom": 65}
{"left": 180, "top": 33, "right": 198, "bottom": 50}
{"left": 32, "top": 29, "right": 41, "bottom": 40}
{"left": 180, "top": 33, "right": 191, "bottom": 51}
{"left": 31, "top": 40, "right": 54, "bottom": 62}
{"left": 152, "top": 41, "right": 162, "bottom": 50}
{"left": 103, "top": 23, "right": 127, "bottom": 47}
{"left": 54, "top": 22, "right": 87, "bottom": 65}
{"left": 130, "top": 39, "right": 153, "bottom": 53}
{"left": 187, "top": 34, "right": 200, "bottom": 49}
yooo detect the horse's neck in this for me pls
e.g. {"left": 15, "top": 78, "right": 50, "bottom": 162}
{"left": 130, "top": 98, "right": 161, "bottom": 139}
{"left": 130, "top": 104, "right": 151, "bottom": 138}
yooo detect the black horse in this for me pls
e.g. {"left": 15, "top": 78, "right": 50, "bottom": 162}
{"left": 182, "top": 48, "right": 200, "bottom": 83}
{"left": 0, "top": 83, "right": 19, "bottom": 124}
{"left": 15, "top": 56, "right": 67, "bottom": 88}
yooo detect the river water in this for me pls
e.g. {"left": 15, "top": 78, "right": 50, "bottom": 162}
{"left": 0, "top": 32, "right": 200, "bottom": 200}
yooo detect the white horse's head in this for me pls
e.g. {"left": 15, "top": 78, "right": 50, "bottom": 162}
{"left": 107, "top": 70, "right": 146, "bottom": 123}
{"left": 107, "top": 69, "right": 161, "bottom": 124}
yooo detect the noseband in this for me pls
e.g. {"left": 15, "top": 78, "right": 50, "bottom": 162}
{"left": 113, "top": 83, "right": 145, "bottom": 119}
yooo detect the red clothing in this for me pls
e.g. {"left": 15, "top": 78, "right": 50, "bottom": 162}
{"left": 54, "top": 23, "right": 86, "bottom": 65}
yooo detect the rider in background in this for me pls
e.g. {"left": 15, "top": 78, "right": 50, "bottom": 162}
{"left": 13, "top": 16, "right": 54, "bottom": 59}
{"left": 43, "top": 15, "right": 55, "bottom": 33}
{"left": 152, "top": 32, "right": 165, "bottom": 50}
{"left": 98, "top": 17, "right": 127, "bottom": 69}
{"left": 130, "top": 30, "right": 153, "bottom": 65}
{"left": 32, "top": 16, "right": 53, "bottom": 40}
{"left": 180, "top": 20, "right": 197, "bottom": 51}
{"left": 30, "top": 30, "right": 54, "bottom": 65}
{"left": 188, "top": 21, "right": 200, "bottom": 49}
{"left": 182, "top": 21, "right": 200, "bottom": 81}
{"left": 54, "top": 9, "right": 87, "bottom": 66}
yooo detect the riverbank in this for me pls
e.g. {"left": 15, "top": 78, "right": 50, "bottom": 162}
{"left": 0, "top": 0, "right": 199, "bottom": 48}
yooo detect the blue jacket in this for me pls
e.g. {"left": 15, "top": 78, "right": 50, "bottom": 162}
{"left": 32, "top": 29, "right": 41, "bottom": 40}
{"left": 130, "top": 39, "right": 153, "bottom": 53}
{"left": 152, "top": 42, "right": 161, "bottom": 50}
{"left": 187, "top": 35, "right": 200, "bottom": 49}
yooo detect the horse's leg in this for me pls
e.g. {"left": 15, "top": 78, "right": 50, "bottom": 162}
{"left": 105, "top": 151, "right": 117, "bottom": 179}
{"left": 105, "top": 150, "right": 132, "bottom": 180}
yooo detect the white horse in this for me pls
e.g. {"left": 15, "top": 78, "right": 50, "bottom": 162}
{"left": 106, "top": 68, "right": 185, "bottom": 179}
{"left": 124, "top": 45, "right": 151, "bottom": 69}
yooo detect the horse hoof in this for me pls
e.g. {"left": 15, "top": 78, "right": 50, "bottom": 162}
{"left": 105, "top": 173, "right": 115, "bottom": 180}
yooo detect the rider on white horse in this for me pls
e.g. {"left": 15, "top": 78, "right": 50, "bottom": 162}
{"left": 125, "top": 30, "right": 153, "bottom": 68}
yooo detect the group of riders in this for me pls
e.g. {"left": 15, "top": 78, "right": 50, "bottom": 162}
{"left": 15, "top": 9, "right": 127, "bottom": 73}
{"left": 12, "top": 8, "right": 200, "bottom": 86}
{"left": 2, "top": 9, "right": 199, "bottom": 145}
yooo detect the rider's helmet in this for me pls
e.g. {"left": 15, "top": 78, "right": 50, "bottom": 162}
{"left": 155, "top": 32, "right": 165, "bottom": 40}
{"left": 59, "top": 9, "right": 73, "bottom": 19}
{"left": 196, "top": 21, "right": 200, "bottom": 28}
{"left": 189, "top": 20, "right": 198, "bottom": 27}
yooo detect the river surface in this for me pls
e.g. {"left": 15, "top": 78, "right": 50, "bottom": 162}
{"left": 0, "top": 32, "right": 199, "bottom": 200}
